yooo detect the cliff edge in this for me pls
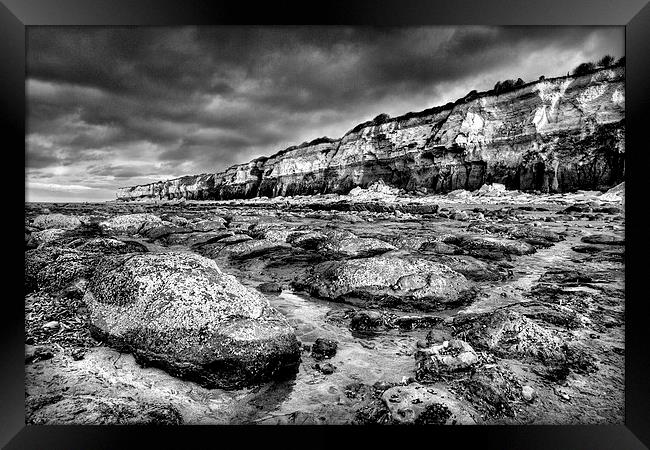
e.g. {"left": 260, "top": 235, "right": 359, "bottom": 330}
{"left": 117, "top": 66, "right": 625, "bottom": 201}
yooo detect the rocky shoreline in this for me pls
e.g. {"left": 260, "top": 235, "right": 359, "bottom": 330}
{"left": 24, "top": 182, "right": 624, "bottom": 424}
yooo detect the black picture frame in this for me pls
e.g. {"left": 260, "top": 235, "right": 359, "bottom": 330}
{"left": 3, "top": 0, "right": 649, "bottom": 448}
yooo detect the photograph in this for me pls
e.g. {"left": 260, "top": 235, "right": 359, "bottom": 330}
{"left": 24, "top": 25, "right": 627, "bottom": 426}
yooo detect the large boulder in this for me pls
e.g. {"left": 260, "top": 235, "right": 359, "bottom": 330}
{"left": 85, "top": 252, "right": 301, "bottom": 389}
{"left": 299, "top": 256, "right": 471, "bottom": 310}
{"left": 32, "top": 213, "right": 83, "bottom": 230}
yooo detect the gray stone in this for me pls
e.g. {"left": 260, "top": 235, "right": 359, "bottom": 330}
{"left": 521, "top": 385, "right": 536, "bottom": 402}
{"left": 301, "top": 256, "right": 470, "bottom": 310}
{"left": 311, "top": 338, "right": 338, "bottom": 360}
{"left": 85, "top": 252, "right": 301, "bottom": 389}
{"left": 415, "top": 339, "right": 479, "bottom": 381}
{"left": 382, "top": 383, "right": 475, "bottom": 424}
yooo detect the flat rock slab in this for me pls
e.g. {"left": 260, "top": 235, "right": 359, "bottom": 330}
{"left": 581, "top": 234, "right": 625, "bottom": 245}
{"left": 460, "top": 236, "right": 536, "bottom": 256}
{"left": 382, "top": 383, "right": 475, "bottom": 424}
{"left": 27, "top": 394, "right": 183, "bottom": 425}
{"left": 85, "top": 252, "right": 301, "bottom": 389}
{"left": 300, "top": 256, "right": 471, "bottom": 310}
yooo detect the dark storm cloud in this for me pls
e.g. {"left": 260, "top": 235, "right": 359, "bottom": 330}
{"left": 25, "top": 149, "right": 60, "bottom": 169}
{"left": 87, "top": 164, "right": 157, "bottom": 178}
{"left": 26, "top": 26, "right": 624, "bottom": 202}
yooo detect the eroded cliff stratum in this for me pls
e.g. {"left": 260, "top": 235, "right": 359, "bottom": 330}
{"left": 117, "top": 66, "right": 625, "bottom": 201}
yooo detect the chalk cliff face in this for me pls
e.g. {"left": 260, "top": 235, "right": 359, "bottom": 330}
{"left": 117, "top": 66, "right": 625, "bottom": 201}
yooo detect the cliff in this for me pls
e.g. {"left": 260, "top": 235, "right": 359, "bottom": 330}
{"left": 117, "top": 66, "right": 625, "bottom": 201}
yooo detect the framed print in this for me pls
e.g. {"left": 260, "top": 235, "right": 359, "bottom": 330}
{"left": 3, "top": 0, "right": 649, "bottom": 448}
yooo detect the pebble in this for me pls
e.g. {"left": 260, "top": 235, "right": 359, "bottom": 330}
{"left": 311, "top": 338, "right": 338, "bottom": 360}
{"left": 314, "top": 363, "right": 336, "bottom": 375}
{"left": 42, "top": 321, "right": 60, "bottom": 330}
{"left": 521, "top": 385, "right": 536, "bottom": 402}
{"left": 554, "top": 387, "right": 571, "bottom": 401}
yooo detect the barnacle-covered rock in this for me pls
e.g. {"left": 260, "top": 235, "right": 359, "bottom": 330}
{"left": 85, "top": 252, "right": 301, "bottom": 389}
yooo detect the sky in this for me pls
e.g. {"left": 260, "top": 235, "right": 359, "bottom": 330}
{"left": 25, "top": 26, "right": 624, "bottom": 203}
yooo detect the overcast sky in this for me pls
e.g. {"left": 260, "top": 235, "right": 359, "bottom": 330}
{"left": 25, "top": 26, "right": 623, "bottom": 202}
